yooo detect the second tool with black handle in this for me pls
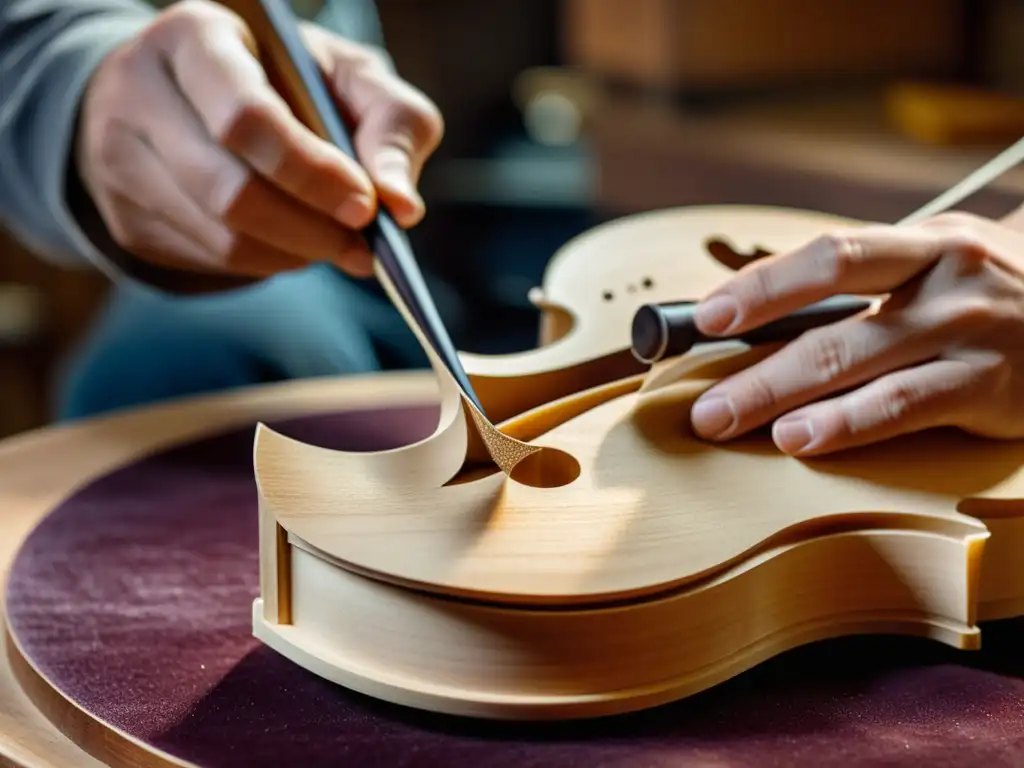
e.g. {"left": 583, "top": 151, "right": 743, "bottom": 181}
{"left": 631, "top": 295, "right": 875, "bottom": 364}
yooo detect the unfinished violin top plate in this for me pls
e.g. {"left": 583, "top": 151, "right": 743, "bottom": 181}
{"left": 250, "top": 205, "right": 1024, "bottom": 720}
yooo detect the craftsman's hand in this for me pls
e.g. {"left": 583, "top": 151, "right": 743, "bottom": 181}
{"left": 75, "top": 0, "right": 443, "bottom": 279}
{"left": 689, "top": 211, "right": 1024, "bottom": 456}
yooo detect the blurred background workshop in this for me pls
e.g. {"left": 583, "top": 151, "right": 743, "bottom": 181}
{"left": 3, "top": 0, "right": 1024, "bottom": 440}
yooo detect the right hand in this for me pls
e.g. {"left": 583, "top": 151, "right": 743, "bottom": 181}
{"left": 75, "top": 0, "right": 444, "bottom": 280}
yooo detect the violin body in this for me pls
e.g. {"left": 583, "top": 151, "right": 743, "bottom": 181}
{"left": 252, "top": 205, "right": 1024, "bottom": 720}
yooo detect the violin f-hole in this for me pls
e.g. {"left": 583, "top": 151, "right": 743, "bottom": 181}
{"left": 705, "top": 237, "right": 774, "bottom": 272}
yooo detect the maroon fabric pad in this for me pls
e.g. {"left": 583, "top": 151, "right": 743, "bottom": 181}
{"left": 7, "top": 405, "right": 1024, "bottom": 768}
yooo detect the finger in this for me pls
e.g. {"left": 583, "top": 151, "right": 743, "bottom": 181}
{"left": 223, "top": 183, "right": 374, "bottom": 277}
{"left": 693, "top": 225, "right": 951, "bottom": 337}
{"left": 88, "top": 118, "right": 317, "bottom": 278}
{"left": 104, "top": 191, "right": 312, "bottom": 279}
{"left": 690, "top": 310, "right": 945, "bottom": 441}
{"left": 131, "top": 51, "right": 374, "bottom": 277}
{"left": 768, "top": 357, "right": 984, "bottom": 456}
{"left": 154, "top": 4, "right": 376, "bottom": 229}
{"left": 309, "top": 33, "right": 444, "bottom": 227}
{"left": 351, "top": 82, "right": 443, "bottom": 227}
{"left": 85, "top": 115, "right": 230, "bottom": 260}
{"left": 98, "top": 192, "right": 215, "bottom": 272}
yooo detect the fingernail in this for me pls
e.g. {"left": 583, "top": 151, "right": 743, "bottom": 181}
{"left": 380, "top": 169, "right": 423, "bottom": 209}
{"left": 335, "top": 194, "right": 373, "bottom": 228}
{"left": 378, "top": 165, "right": 412, "bottom": 192}
{"left": 691, "top": 396, "right": 736, "bottom": 439}
{"left": 773, "top": 418, "right": 814, "bottom": 454}
{"left": 695, "top": 296, "right": 739, "bottom": 335}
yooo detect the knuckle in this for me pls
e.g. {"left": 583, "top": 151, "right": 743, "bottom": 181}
{"left": 922, "top": 212, "right": 992, "bottom": 262}
{"left": 401, "top": 98, "right": 445, "bottom": 148}
{"left": 147, "top": 0, "right": 240, "bottom": 54}
{"left": 87, "top": 43, "right": 142, "bottom": 106}
{"left": 204, "top": 228, "right": 238, "bottom": 262}
{"left": 925, "top": 211, "right": 981, "bottom": 231}
{"left": 804, "top": 329, "right": 854, "bottom": 381}
{"left": 742, "top": 262, "right": 777, "bottom": 308}
{"left": 158, "top": 0, "right": 221, "bottom": 31}
{"left": 335, "top": 46, "right": 393, "bottom": 91}
{"left": 944, "top": 232, "right": 991, "bottom": 264}
{"left": 352, "top": 45, "right": 392, "bottom": 75}
{"left": 736, "top": 373, "right": 781, "bottom": 416}
{"left": 408, "top": 93, "right": 444, "bottom": 135}
{"left": 107, "top": 213, "right": 146, "bottom": 252}
{"left": 877, "top": 378, "right": 922, "bottom": 423}
{"left": 974, "top": 353, "right": 1013, "bottom": 394}
{"left": 219, "top": 96, "right": 282, "bottom": 149}
{"left": 148, "top": 3, "right": 196, "bottom": 41}
{"left": 230, "top": 96, "right": 275, "bottom": 130}
{"left": 933, "top": 297, "right": 1001, "bottom": 337}
{"left": 829, "top": 402, "right": 859, "bottom": 441}
{"left": 816, "top": 230, "right": 864, "bottom": 283}
{"left": 205, "top": 165, "right": 249, "bottom": 219}
{"left": 106, "top": 38, "right": 146, "bottom": 75}
{"left": 91, "top": 119, "right": 133, "bottom": 170}
{"left": 376, "top": 83, "right": 445, "bottom": 150}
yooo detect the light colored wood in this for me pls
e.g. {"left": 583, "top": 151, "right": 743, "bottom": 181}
{"left": 5, "top": 1, "right": 1024, "bottom": 751}
{"left": 4, "top": 203, "right": 1024, "bottom": 758}
{"left": 252, "top": 198, "right": 1024, "bottom": 720}
{"left": 0, "top": 372, "right": 440, "bottom": 767}
{"left": 232, "top": 15, "right": 1024, "bottom": 712}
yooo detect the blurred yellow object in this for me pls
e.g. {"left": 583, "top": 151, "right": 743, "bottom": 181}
{"left": 887, "top": 82, "right": 1024, "bottom": 146}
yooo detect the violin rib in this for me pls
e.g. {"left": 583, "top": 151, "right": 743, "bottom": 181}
{"left": 252, "top": 523, "right": 984, "bottom": 720}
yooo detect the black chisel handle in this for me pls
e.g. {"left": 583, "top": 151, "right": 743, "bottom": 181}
{"left": 631, "top": 294, "right": 874, "bottom": 364}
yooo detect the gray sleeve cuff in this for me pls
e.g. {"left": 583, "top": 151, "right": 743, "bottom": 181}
{"left": 0, "top": 5, "right": 151, "bottom": 272}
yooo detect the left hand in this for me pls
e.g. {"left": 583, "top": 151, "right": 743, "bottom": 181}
{"left": 76, "top": 1, "right": 443, "bottom": 280}
{"left": 688, "top": 211, "right": 1024, "bottom": 456}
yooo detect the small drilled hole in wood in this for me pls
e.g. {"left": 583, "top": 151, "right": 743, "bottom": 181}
{"left": 641, "top": 277, "right": 654, "bottom": 289}
{"left": 509, "top": 447, "right": 581, "bottom": 488}
{"left": 602, "top": 291, "right": 614, "bottom": 301}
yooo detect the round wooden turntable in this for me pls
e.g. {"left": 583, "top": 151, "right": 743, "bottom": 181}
{"left": 4, "top": 373, "right": 1024, "bottom": 768}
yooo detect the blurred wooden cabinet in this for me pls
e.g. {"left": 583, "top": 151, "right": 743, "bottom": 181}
{"left": 563, "top": 0, "right": 968, "bottom": 93}
{"left": 0, "top": 230, "right": 108, "bottom": 438}
{"left": 562, "top": 0, "right": 1024, "bottom": 222}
